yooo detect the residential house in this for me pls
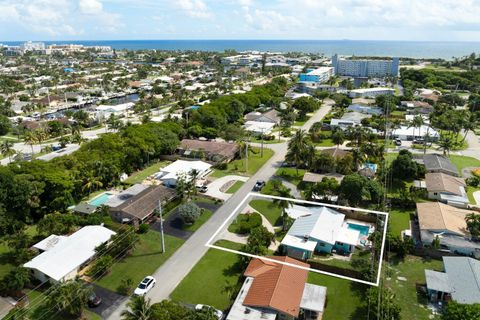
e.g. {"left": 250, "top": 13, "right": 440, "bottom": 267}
{"left": 421, "top": 154, "right": 459, "bottom": 177}
{"left": 330, "top": 111, "right": 371, "bottom": 128}
{"left": 424, "top": 173, "right": 468, "bottom": 208}
{"left": 177, "top": 139, "right": 239, "bottom": 163}
{"left": 107, "top": 184, "right": 176, "bottom": 225}
{"left": 24, "top": 226, "right": 116, "bottom": 283}
{"left": 425, "top": 256, "right": 480, "bottom": 304}
{"left": 416, "top": 202, "right": 480, "bottom": 256}
{"left": 156, "top": 160, "right": 212, "bottom": 187}
{"left": 391, "top": 125, "right": 439, "bottom": 141}
{"left": 226, "top": 256, "right": 327, "bottom": 320}
{"left": 281, "top": 205, "right": 370, "bottom": 259}
{"left": 244, "top": 109, "right": 281, "bottom": 124}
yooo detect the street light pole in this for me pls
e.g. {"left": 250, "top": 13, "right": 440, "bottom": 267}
{"left": 261, "top": 128, "right": 264, "bottom": 158}
{"left": 158, "top": 200, "right": 165, "bottom": 253}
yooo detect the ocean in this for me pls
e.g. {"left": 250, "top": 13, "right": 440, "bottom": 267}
{"left": 3, "top": 40, "right": 480, "bottom": 59}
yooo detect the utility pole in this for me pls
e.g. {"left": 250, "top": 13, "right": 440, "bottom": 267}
{"left": 260, "top": 128, "right": 264, "bottom": 158}
{"left": 158, "top": 200, "right": 165, "bottom": 253}
{"left": 245, "top": 138, "right": 249, "bottom": 173}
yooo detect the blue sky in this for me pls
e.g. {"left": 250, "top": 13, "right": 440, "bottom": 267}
{"left": 1, "top": 0, "right": 480, "bottom": 41}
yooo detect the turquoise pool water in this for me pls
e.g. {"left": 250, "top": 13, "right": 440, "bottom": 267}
{"left": 89, "top": 192, "right": 112, "bottom": 206}
{"left": 347, "top": 223, "right": 370, "bottom": 237}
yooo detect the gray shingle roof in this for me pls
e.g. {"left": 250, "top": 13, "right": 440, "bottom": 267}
{"left": 444, "top": 257, "right": 480, "bottom": 304}
{"left": 423, "top": 154, "right": 458, "bottom": 176}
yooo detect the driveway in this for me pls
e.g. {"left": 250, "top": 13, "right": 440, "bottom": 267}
{"left": 89, "top": 283, "right": 128, "bottom": 319}
{"left": 205, "top": 175, "right": 249, "bottom": 201}
{"left": 151, "top": 200, "right": 222, "bottom": 241}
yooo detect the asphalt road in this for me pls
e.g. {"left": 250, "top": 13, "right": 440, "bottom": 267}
{"left": 104, "top": 104, "right": 333, "bottom": 319}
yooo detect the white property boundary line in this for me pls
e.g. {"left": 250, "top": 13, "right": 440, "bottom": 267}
{"left": 205, "top": 192, "right": 389, "bottom": 287}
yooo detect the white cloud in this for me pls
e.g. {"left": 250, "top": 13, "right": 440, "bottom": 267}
{"left": 0, "top": 0, "right": 122, "bottom": 37}
{"left": 243, "top": 7, "right": 300, "bottom": 33}
{"left": 79, "top": 0, "right": 103, "bottom": 15}
{"left": 176, "top": 0, "right": 212, "bottom": 19}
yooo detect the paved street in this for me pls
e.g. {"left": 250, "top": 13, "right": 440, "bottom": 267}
{"left": 104, "top": 104, "right": 332, "bottom": 319}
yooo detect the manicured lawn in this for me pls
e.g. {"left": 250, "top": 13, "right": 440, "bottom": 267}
{"left": 226, "top": 181, "right": 244, "bottom": 194}
{"left": 308, "top": 272, "right": 367, "bottom": 320}
{"left": 449, "top": 155, "right": 480, "bottom": 174}
{"left": 210, "top": 147, "right": 274, "bottom": 178}
{"left": 96, "top": 231, "right": 184, "bottom": 293}
{"left": 171, "top": 240, "right": 244, "bottom": 310}
{"left": 0, "top": 241, "right": 15, "bottom": 279}
{"left": 182, "top": 209, "right": 213, "bottom": 232}
{"left": 388, "top": 209, "right": 413, "bottom": 237}
{"left": 385, "top": 255, "right": 444, "bottom": 320}
{"left": 314, "top": 139, "right": 335, "bottom": 147}
{"left": 249, "top": 199, "right": 282, "bottom": 226}
{"left": 275, "top": 167, "right": 306, "bottom": 186}
{"left": 124, "top": 161, "right": 170, "bottom": 184}
{"left": 251, "top": 136, "right": 282, "bottom": 144}
{"left": 385, "top": 152, "right": 398, "bottom": 166}
{"left": 467, "top": 186, "right": 480, "bottom": 205}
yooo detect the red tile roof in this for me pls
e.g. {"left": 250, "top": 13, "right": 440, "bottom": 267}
{"left": 243, "top": 256, "right": 309, "bottom": 317}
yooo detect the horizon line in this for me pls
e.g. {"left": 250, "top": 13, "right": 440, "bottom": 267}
{"left": 2, "top": 38, "right": 480, "bottom": 43}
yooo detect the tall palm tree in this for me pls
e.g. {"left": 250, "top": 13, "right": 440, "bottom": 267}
{"left": 82, "top": 175, "right": 103, "bottom": 194}
{"left": 121, "top": 296, "right": 153, "bottom": 320}
{"left": 47, "top": 280, "right": 92, "bottom": 317}
{"left": 273, "top": 186, "right": 293, "bottom": 231}
{"left": 286, "top": 129, "right": 310, "bottom": 175}
{"left": 23, "top": 131, "right": 37, "bottom": 155}
{"left": 408, "top": 115, "right": 424, "bottom": 141}
{"left": 437, "top": 134, "right": 455, "bottom": 156}
{"left": 0, "top": 140, "right": 15, "bottom": 162}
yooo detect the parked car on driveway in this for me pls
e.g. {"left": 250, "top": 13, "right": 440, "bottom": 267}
{"left": 88, "top": 292, "right": 102, "bottom": 308}
{"left": 395, "top": 139, "right": 402, "bottom": 146}
{"left": 253, "top": 180, "right": 265, "bottom": 191}
{"left": 195, "top": 304, "right": 223, "bottom": 319}
{"left": 134, "top": 276, "right": 156, "bottom": 296}
{"left": 197, "top": 185, "right": 208, "bottom": 193}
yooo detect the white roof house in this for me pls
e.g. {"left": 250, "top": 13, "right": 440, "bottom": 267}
{"left": 24, "top": 225, "right": 116, "bottom": 282}
{"left": 156, "top": 160, "right": 212, "bottom": 187}
{"left": 32, "top": 234, "right": 67, "bottom": 252}
{"left": 391, "top": 125, "right": 439, "bottom": 141}
{"left": 244, "top": 121, "right": 275, "bottom": 135}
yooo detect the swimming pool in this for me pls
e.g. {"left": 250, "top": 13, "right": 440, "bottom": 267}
{"left": 347, "top": 223, "right": 370, "bottom": 237}
{"left": 88, "top": 192, "right": 112, "bottom": 206}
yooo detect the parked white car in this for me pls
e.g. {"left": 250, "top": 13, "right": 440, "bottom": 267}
{"left": 195, "top": 304, "right": 223, "bottom": 319}
{"left": 133, "top": 276, "right": 156, "bottom": 296}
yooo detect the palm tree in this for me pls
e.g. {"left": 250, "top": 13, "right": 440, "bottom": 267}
{"left": 47, "top": 280, "right": 92, "bottom": 317}
{"left": 273, "top": 186, "right": 293, "bottom": 231}
{"left": 286, "top": 129, "right": 310, "bottom": 175}
{"left": 408, "top": 115, "right": 424, "bottom": 141}
{"left": 437, "top": 134, "right": 455, "bottom": 155}
{"left": 121, "top": 296, "right": 153, "bottom": 320}
{"left": 82, "top": 175, "right": 103, "bottom": 194}
{"left": 23, "top": 131, "right": 37, "bottom": 155}
{"left": 0, "top": 140, "right": 15, "bottom": 162}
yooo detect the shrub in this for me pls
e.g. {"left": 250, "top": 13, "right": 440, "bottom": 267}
{"left": 88, "top": 255, "right": 113, "bottom": 278}
{"left": 216, "top": 162, "right": 228, "bottom": 170}
{"left": 178, "top": 202, "right": 201, "bottom": 225}
{"left": 231, "top": 212, "right": 262, "bottom": 234}
{"left": 117, "top": 277, "right": 134, "bottom": 295}
{"left": 138, "top": 223, "right": 150, "bottom": 234}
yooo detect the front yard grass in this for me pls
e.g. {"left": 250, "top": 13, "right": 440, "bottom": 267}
{"left": 210, "top": 147, "right": 274, "bottom": 178}
{"left": 388, "top": 209, "right": 413, "bottom": 237}
{"left": 386, "top": 255, "right": 444, "bottom": 320}
{"left": 314, "top": 139, "right": 335, "bottom": 147}
{"left": 226, "top": 181, "right": 244, "bottom": 194}
{"left": 95, "top": 230, "right": 184, "bottom": 293}
{"left": 124, "top": 160, "right": 170, "bottom": 184}
{"left": 275, "top": 167, "right": 306, "bottom": 186}
{"left": 467, "top": 186, "right": 480, "bottom": 205}
{"left": 449, "top": 155, "right": 480, "bottom": 174}
{"left": 308, "top": 272, "right": 367, "bottom": 320}
{"left": 249, "top": 199, "right": 283, "bottom": 226}
{"left": 171, "top": 240, "right": 244, "bottom": 311}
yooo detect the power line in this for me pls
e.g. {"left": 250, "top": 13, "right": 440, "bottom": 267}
{"left": 8, "top": 226, "right": 137, "bottom": 320}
